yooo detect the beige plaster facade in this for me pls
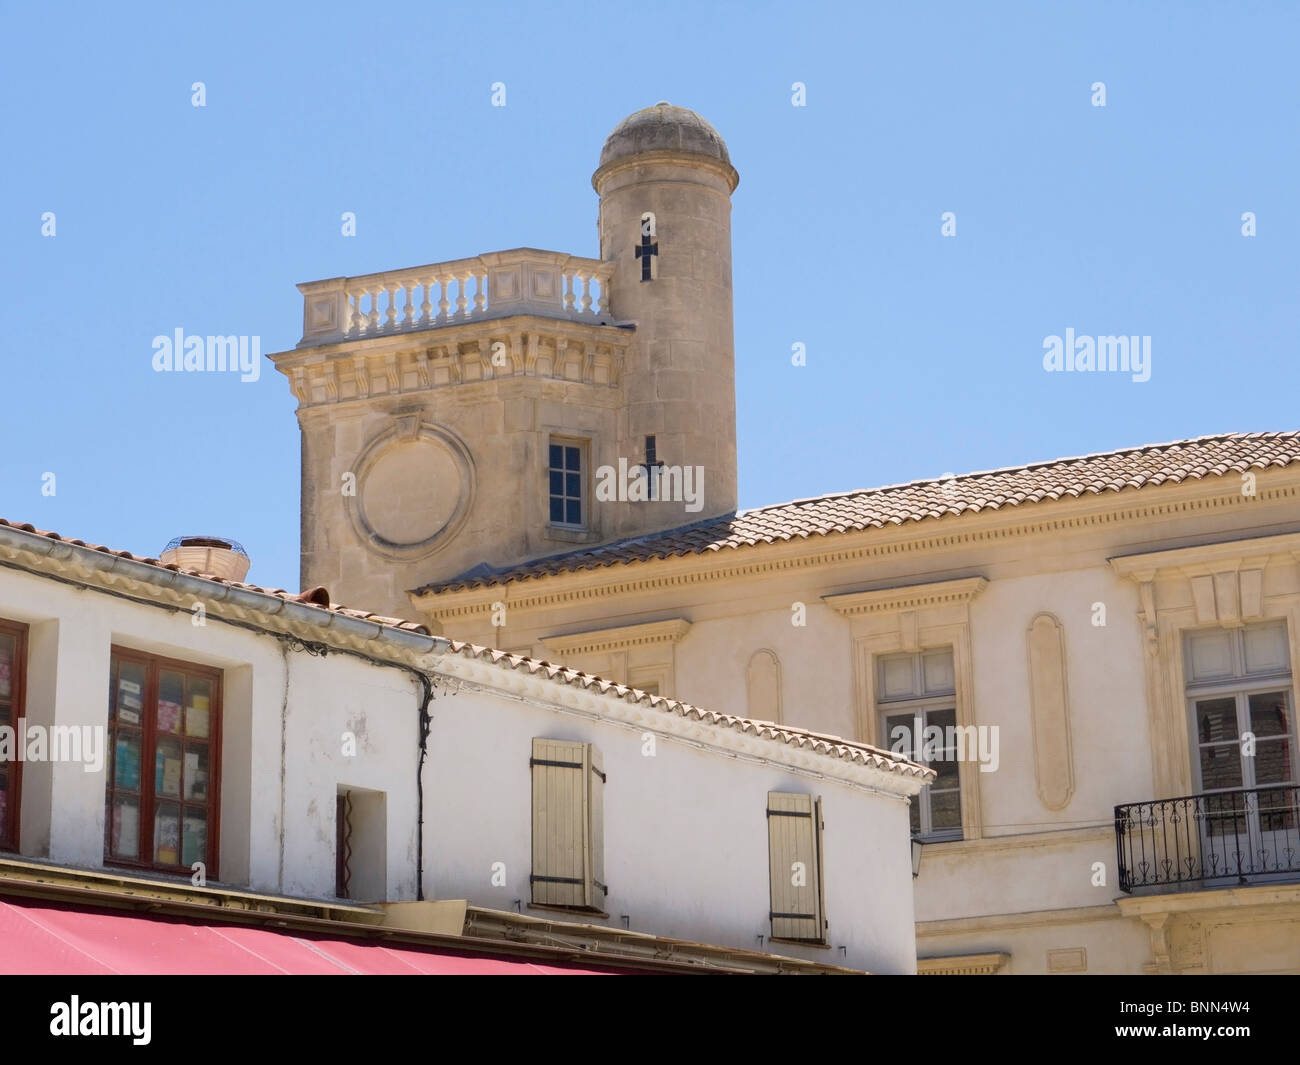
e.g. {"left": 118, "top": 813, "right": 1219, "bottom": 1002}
{"left": 271, "top": 103, "right": 1300, "bottom": 974}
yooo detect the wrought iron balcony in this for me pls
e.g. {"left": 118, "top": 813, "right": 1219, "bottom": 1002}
{"left": 1115, "top": 783, "right": 1300, "bottom": 893}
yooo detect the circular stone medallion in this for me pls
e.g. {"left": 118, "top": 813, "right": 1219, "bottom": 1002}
{"left": 348, "top": 423, "right": 474, "bottom": 561}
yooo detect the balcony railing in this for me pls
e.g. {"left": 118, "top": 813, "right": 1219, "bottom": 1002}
{"left": 296, "top": 248, "right": 615, "bottom": 347}
{"left": 1115, "top": 784, "right": 1300, "bottom": 893}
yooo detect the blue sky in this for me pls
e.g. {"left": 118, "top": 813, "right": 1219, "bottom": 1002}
{"left": 3, "top": 1, "right": 1297, "bottom": 592}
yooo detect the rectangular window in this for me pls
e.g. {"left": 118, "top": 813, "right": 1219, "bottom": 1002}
{"left": 878, "top": 649, "right": 962, "bottom": 841}
{"left": 530, "top": 738, "right": 605, "bottom": 911}
{"left": 1185, "top": 622, "right": 1296, "bottom": 809}
{"left": 548, "top": 439, "right": 586, "bottom": 529}
{"left": 766, "top": 792, "right": 826, "bottom": 943}
{"left": 106, "top": 648, "right": 221, "bottom": 878}
{"left": 335, "top": 786, "right": 386, "bottom": 901}
{"left": 0, "top": 619, "right": 28, "bottom": 852}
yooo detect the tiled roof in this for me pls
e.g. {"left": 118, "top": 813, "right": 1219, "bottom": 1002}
{"left": 415, "top": 431, "right": 1300, "bottom": 594}
{"left": 442, "top": 641, "right": 932, "bottom": 782}
{"left": 0, "top": 518, "right": 429, "bottom": 634}
{"left": 0, "top": 518, "right": 925, "bottom": 781}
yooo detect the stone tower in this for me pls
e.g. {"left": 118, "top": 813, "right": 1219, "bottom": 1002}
{"left": 593, "top": 102, "right": 740, "bottom": 528}
{"left": 270, "top": 104, "right": 740, "bottom": 620}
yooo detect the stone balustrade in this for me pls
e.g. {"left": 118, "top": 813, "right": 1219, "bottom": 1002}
{"left": 297, "top": 248, "right": 615, "bottom": 346}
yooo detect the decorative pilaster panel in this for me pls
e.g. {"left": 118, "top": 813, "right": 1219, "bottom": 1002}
{"left": 1026, "top": 613, "right": 1075, "bottom": 811}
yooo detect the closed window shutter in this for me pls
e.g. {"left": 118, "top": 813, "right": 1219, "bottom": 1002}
{"left": 531, "top": 738, "right": 605, "bottom": 909}
{"left": 767, "top": 792, "right": 825, "bottom": 942}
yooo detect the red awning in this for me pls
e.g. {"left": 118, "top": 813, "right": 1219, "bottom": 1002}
{"left": 0, "top": 898, "right": 607, "bottom": 975}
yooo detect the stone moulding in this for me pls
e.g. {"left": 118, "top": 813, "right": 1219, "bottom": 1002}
{"left": 1025, "top": 612, "right": 1075, "bottom": 811}
{"left": 412, "top": 477, "right": 1300, "bottom": 621}
{"left": 823, "top": 576, "right": 988, "bottom": 618}
{"left": 270, "top": 317, "right": 631, "bottom": 411}
{"left": 539, "top": 617, "right": 691, "bottom": 657}
{"left": 345, "top": 421, "right": 477, "bottom": 564}
{"left": 917, "top": 951, "right": 1010, "bottom": 975}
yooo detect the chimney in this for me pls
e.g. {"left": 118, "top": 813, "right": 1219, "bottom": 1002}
{"left": 160, "top": 535, "right": 251, "bottom": 582}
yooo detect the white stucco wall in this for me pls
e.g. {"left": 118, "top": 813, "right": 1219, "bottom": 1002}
{"left": 421, "top": 686, "right": 917, "bottom": 973}
{"left": 0, "top": 559, "right": 920, "bottom": 973}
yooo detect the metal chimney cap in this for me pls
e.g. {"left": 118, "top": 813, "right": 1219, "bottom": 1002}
{"left": 162, "top": 535, "right": 248, "bottom": 557}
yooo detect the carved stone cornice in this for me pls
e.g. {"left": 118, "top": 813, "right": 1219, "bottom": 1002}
{"left": 269, "top": 317, "right": 630, "bottom": 411}
{"left": 917, "top": 952, "right": 1009, "bottom": 975}
{"left": 540, "top": 618, "right": 691, "bottom": 658}
{"left": 822, "top": 577, "right": 988, "bottom": 618}
{"left": 413, "top": 476, "right": 1300, "bottom": 622}
{"left": 1109, "top": 531, "right": 1300, "bottom": 578}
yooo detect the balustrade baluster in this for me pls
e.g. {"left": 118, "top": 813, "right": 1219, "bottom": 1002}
{"left": 346, "top": 291, "right": 361, "bottom": 336}
{"left": 419, "top": 279, "right": 433, "bottom": 327}
{"left": 402, "top": 281, "right": 416, "bottom": 328}
{"left": 456, "top": 274, "right": 469, "bottom": 318}
{"left": 437, "top": 275, "right": 451, "bottom": 323}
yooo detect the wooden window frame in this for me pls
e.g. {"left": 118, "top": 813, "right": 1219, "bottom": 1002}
{"left": 826, "top": 577, "right": 987, "bottom": 842}
{"left": 877, "top": 649, "right": 963, "bottom": 841}
{"left": 0, "top": 618, "right": 29, "bottom": 853}
{"left": 1183, "top": 623, "right": 1297, "bottom": 795}
{"left": 105, "top": 646, "right": 222, "bottom": 880}
{"left": 547, "top": 437, "right": 589, "bottom": 532}
{"left": 1109, "top": 534, "right": 1300, "bottom": 800}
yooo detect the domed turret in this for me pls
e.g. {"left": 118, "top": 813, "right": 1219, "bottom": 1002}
{"left": 596, "top": 102, "right": 736, "bottom": 184}
{"left": 592, "top": 103, "right": 739, "bottom": 529}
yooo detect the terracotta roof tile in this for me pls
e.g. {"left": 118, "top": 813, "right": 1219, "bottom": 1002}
{"left": 0, "top": 521, "right": 930, "bottom": 780}
{"left": 442, "top": 640, "right": 931, "bottom": 782}
{"left": 415, "top": 431, "right": 1300, "bottom": 594}
{"left": 0, "top": 519, "right": 430, "bottom": 635}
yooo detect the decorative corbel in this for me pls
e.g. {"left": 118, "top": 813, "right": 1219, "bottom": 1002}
{"left": 1135, "top": 571, "right": 1158, "bottom": 657}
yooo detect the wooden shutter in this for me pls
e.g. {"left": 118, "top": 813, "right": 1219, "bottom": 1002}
{"left": 767, "top": 792, "right": 826, "bottom": 942}
{"left": 531, "top": 738, "right": 606, "bottom": 910}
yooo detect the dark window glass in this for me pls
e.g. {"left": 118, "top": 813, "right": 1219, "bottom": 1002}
{"left": 548, "top": 439, "right": 585, "bottom": 527}
{"left": 105, "top": 650, "right": 221, "bottom": 877}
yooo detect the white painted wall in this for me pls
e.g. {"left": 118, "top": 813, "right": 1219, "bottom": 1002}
{"left": 422, "top": 686, "right": 917, "bottom": 973}
{"left": 0, "top": 561, "right": 919, "bottom": 973}
{"left": 651, "top": 563, "right": 1159, "bottom": 930}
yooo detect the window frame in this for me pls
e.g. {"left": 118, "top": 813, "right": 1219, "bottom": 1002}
{"left": 877, "top": 649, "right": 963, "bottom": 842}
{"left": 828, "top": 577, "right": 987, "bottom": 842}
{"left": 1184, "top": 623, "right": 1297, "bottom": 796}
{"left": 105, "top": 646, "right": 223, "bottom": 880}
{"left": 547, "top": 436, "right": 589, "bottom": 532}
{"left": 0, "top": 618, "right": 29, "bottom": 853}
